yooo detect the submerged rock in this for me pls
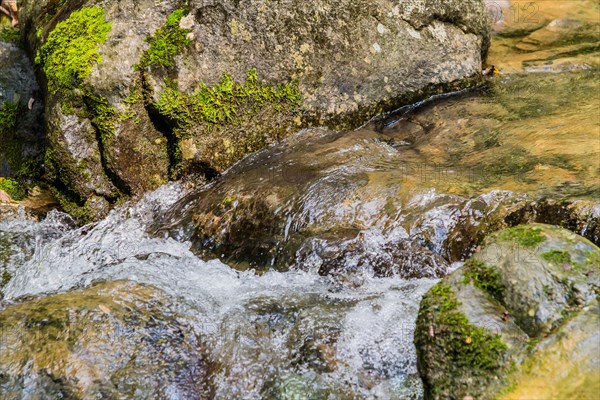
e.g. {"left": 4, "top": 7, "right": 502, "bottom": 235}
{"left": 19, "top": 0, "right": 490, "bottom": 220}
{"left": 294, "top": 230, "right": 450, "bottom": 281}
{"left": 154, "top": 120, "right": 599, "bottom": 273}
{"left": 414, "top": 224, "right": 600, "bottom": 399}
{"left": 0, "top": 281, "right": 214, "bottom": 399}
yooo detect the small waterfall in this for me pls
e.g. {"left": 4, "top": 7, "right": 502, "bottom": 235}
{"left": 1, "top": 183, "right": 443, "bottom": 398}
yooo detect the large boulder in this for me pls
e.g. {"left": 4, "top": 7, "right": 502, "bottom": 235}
{"left": 414, "top": 224, "right": 600, "bottom": 399}
{"left": 19, "top": 0, "right": 490, "bottom": 221}
{"left": 0, "top": 280, "right": 214, "bottom": 398}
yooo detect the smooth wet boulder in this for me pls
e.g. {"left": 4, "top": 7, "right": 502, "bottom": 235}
{"left": 154, "top": 121, "right": 600, "bottom": 272}
{"left": 0, "top": 281, "right": 214, "bottom": 399}
{"left": 18, "top": 0, "right": 490, "bottom": 221}
{"left": 500, "top": 303, "right": 600, "bottom": 400}
{"left": 0, "top": 29, "right": 44, "bottom": 180}
{"left": 414, "top": 224, "right": 600, "bottom": 399}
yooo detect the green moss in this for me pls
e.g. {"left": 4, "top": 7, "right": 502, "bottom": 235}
{"left": 35, "top": 7, "right": 111, "bottom": 94}
{"left": 117, "top": 83, "right": 143, "bottom": 122}
{"left": 563, "top": 250, "right": 600, "bottom": 274}
{"left": 0, "top": 27, "right": 20, "bottom": 44}
{"left": 463, "top": 259, "right": 506, "bottom": 302}
{"left": 422, "top": 284, "right": 508, "bottom": 370}
{"left": 222, "top": 196, "right": 236, "bottom": 208}
{"left": 137, "top": 9, "right": 191, "bottom": 70}
{"left": 0, "top": 101, "right": 18, "bottom": 133}
{"left": 49, "top": 187, "right": 97, "bottom": 225}
{"left": 0, "top": 178, "right": 25, "bottom": 200}
{"left": 499, "top": 226, "right": 546, "bottom": 247}
{"left": 541, "top": 250, "right": 572, "bottom": 265}
{"left": 155, "top": 69, "right": 301, "bottom": 133}
{"left": 81, "top": 89, "right": 117, "bottom": 143}
{"left": 124, "top": 85, "right": 142, "bottom": 106}
{"left": 0, "top": 269, "right": 11, "bottom": 289}
{"left": 551, "top": 308, "right": 577, "bottom": 332}
{"left": 61, "top": 100, "right": 75, "bottom": 114}
{"left": 13, "top": 158, "right": 42, "bottom": 181}
{"left": 43, "top": 147, "right": 58, "bottom": 181}
{"left": 0, "top": 101, "right": 41, "bottom": 182}
{"left": 59, "top": 89, "right": 122, "bottom": 145}
{"left": 416, "top": 284, "right": 509, "bottom": 398}
{"left": 581, "top": 251, "right": 600, "bottom": 269}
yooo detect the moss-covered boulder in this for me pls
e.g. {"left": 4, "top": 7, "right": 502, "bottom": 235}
{"left": 415, "top": 224, "right": 600, "bottom": 399}
{"left": 499, "top": 304, "right": 600, "bottom": 400}
{"left": 19, "top": 0, "right": 490, "bottom": 221}
{"left": 0, "top": 280, "right": 214, "bottom": 398}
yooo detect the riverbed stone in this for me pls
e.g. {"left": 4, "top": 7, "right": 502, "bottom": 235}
{"left": 414, "top": 224, "right": 600, "bottom": 399}
{"left": 0, "top": 281, "right": 214, "bottom": 399}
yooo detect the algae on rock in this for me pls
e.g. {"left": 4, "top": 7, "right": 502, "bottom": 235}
{"left": 137, "top": 8, "right": 191, "bottom": 70}
{"left": 17, "top": 0, "right": 491, "bottom": 222}
{"left": 153, "top": 68, "right": 302, "bottom": 174}
{"left": 31, "top": 4, "right": 171, "bottom": 222}
{"left": 415, "top": 224, "right": 600, "bottom": 399}
{"left": 35, "top": 6, "right": 111, "bottom": 95}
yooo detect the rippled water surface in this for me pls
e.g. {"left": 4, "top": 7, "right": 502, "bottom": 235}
{"left": 1, "top": 1, "right": 599, "bottom": 398}
{"left": 2, "top": 184, "right": 441, "bottom": 398}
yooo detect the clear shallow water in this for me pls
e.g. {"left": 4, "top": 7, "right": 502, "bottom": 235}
{"left": 2, "top": 68, "right": 599, "bottom": 397}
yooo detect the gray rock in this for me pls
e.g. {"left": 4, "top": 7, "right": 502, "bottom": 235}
{"left": 18, "top": 0, "right": 490, "bottom": 221}
{"left": 0, "top": 281, "right": 214, "bottom": 399}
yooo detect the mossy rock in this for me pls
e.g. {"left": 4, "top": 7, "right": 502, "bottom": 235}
{"left": 21, "top": 2, "right": 172, "bottom": 221}
{"left": 500, "top": 304, "right": 600, "bottom": 400}
{"left": 18, "top": 0, "right": 490, "bottom": 221}
{"left": 475, "top": 224, "right": 599, "bottom": 336}
{"left": 415, "top": 224, "right": 600, "bottom": 399}
{"left": 0, "top": 281, "right": 214, "bottom": 398}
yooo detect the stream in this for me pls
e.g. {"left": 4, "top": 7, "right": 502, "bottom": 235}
{"left": 0, "top": 1, "right": 599, "bottom": 399}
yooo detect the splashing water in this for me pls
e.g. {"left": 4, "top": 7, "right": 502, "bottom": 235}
{"left": 1, "top": 183, "right": 440, "bottom": 399}
{"left": 2, "top": 4, "right": 598, "bottom": 394}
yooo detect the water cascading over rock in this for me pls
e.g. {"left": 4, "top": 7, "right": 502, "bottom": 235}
{"left": 17, "top": 0, "right": 491, "bottom": 221}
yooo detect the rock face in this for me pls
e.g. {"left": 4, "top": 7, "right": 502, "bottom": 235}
{"left": 414, "top": 224, "right": 600, "bottom": 399}
{"left": 0, "top": 281, "right": 214, "bottom": 399}
{"left": 0, "top": 29, "right": 44, "bottom": 180}
{"left": 18, "top": 0, "right": 490, "bottom": 221}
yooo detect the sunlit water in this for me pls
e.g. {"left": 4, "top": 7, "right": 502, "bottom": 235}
{"left": 1, "top": 1, "right": 599, "bottom": 398}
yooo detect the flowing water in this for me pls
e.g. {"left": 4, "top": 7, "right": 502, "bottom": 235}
{"left": 1, "top": 1, "right": 599, "bottom": 399}
{"left": 1, "top": 184, "right": 439, "bottom": 398}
